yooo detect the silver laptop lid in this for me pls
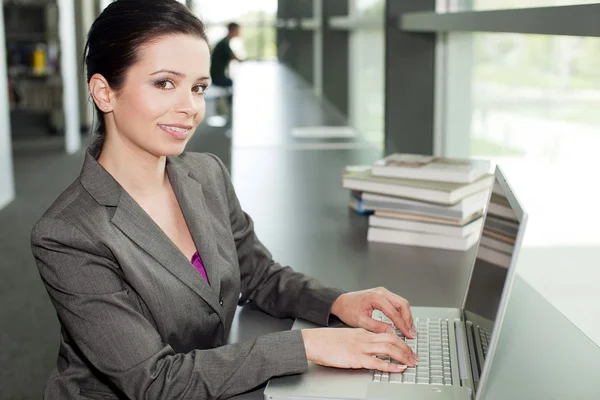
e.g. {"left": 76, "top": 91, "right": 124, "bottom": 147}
{"left": 461, "top": 166, "right": 528, "bottom": 396}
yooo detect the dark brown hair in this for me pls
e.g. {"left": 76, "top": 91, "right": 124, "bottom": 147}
{"left": 84, "top": 0, "right": 209, "bottom": 137}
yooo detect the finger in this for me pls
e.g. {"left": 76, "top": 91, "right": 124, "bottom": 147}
{"left": 365, "top": 342, "right": 418, "bottom": 367}
{"left": 370, "top": 332, "right": 418, "bottom": 362}
{"left": 362, "top": 356, "right": 409, "bottom": 373}
{"left": 375, "top": 288, "right": 414, "bottom": 336}
{"left": 359, "top": 315, "right": 395, "bottom": 334}
{"left": 386, "top": 293, "right": 415, "bottom": 336}
{"left": 376, "top": 298, "right": 414, "bottom": 339}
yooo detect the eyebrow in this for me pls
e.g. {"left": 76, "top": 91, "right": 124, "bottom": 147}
{"left": 150, "top": 69, "right": 210, "bottom": 81}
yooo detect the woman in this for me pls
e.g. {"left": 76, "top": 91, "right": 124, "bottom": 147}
{"left": 31, "top": 1, "right": 417, "bottom": 399}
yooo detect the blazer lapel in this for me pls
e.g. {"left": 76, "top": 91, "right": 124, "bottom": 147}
{"left": 166, "top": 158, "right": 223, "bottom": 298}
{"left": 80, "top": 143, "right": 224, "bottom": 318}
{"left": 111, "top": 191, "right": 224, "bottom": 319}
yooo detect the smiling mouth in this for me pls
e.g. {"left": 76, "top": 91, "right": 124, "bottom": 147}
{"left": 159, "top": 124, "right": 193, "bottom": 140}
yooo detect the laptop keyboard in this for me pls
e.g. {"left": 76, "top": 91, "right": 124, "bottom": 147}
{"left": 478, "top": 326, "right": 492, "bottom": 358}
{"left": 372, "top": 317, "right": 453, "bottom": 385}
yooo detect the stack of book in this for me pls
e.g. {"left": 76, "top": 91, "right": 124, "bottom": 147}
{"left": 342, "top": 154, "right": 494, "bottom": 251}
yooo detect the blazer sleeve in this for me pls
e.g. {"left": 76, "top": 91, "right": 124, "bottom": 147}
{"left": 208, "top": 154, "right": 346, "bottom": 325}
{"left": 32, "top": 217, "right": 308, "bottom": 400}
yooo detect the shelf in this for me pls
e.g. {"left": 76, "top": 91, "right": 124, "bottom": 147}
{"left": 328, "top": 16, "right": 353, "bottom": 29}
{"left": 300, "top": 18, "right": 321, "bottom": 30}
{"left": 9, "top": 72, "right": 61, "bottom": 81}
{"left": 328, "top": 15, "right": 382, "bottom": 30}
{"left": 400, "top": 5, "right": 600, "bottom": 37}
{"left": 6, "top": 32, "right": 46, "bottom": 41}
{"left": 275, "top": 19, "right": 299, "bottom": 29}
{"left": 10, "top": 106, "right": 53, "bottom": 113}
{"left": 3, "top": 0, "right": 56, "bottom": 6}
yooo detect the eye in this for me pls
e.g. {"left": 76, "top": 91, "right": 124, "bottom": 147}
{"left": 155, "top": 79, "right": 175, "bottom": 90}
{"left": 192, "top": 84, "right": 207, "bottom": 95}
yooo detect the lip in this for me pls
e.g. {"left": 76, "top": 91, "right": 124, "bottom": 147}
{"left": 158, "top": 124, "right": 193, "bottom": 140}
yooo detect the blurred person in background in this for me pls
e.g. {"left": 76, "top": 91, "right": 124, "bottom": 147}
{"left": 30, "top": 1, "right": 418, "bottom": 399}
{"left": 209, "top": 22, "right": 241, "bottom": 117}
{"left": 210, "top": 22, "right": 241, "bottom": 89}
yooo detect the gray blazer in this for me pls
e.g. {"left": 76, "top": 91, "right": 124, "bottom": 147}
{"left": 31, "top": 143, "right": 344, "bottom": 400}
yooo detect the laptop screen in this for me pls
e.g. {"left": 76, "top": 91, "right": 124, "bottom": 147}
{"left": 464, "top": 171, "right": 522, "bottom": 325}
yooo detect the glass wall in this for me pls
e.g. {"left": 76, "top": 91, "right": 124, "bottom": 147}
{"left": 193, "top": 0, "right": 277, "bottom": 61}
{"left": 458, "top": 32, "right": 600, "bottom": 248}
{"left": 349, "top": 0, "right": 385, "bottom": 150}
{"left": 440, "top": 22, "right": 600, "bottom": 343}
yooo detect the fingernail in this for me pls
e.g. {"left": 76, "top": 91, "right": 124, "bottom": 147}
{"left": 410, "top": 328, "right": 416, "bottom": 337}
{"left": 386, "top": 326, "right": 394, "bottom": 334}
{"left": 397, "top": 364, "right": 407, "bottom": 370}
{"left": 410, "top": 357, "right": 418, "bottom": 365}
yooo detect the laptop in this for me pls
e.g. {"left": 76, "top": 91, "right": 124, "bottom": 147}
{"left": 264, "top": 166, "right": 528, "bottom": 400}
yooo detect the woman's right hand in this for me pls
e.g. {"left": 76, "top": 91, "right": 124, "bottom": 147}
{"left": 301, "top": 328, "right": 419, "bottom": 372}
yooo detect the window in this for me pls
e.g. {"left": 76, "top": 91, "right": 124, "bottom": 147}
{"left": 444, "top": 32, "right": 600, "bottom": 248}
{"left": 402, "top": 0, "right": 600, "bottom": 350}
{"left": 440, "top": 26, "right": 600, "bottom": 345}
{"left": 194, "top": 0, "right": 277, "bottom": 60}
{"left": 349, "top": 0, "right": 385, "bottom": 149}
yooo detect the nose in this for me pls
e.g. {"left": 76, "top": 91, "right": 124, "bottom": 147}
{"left": 175, "top": 89, "right": 201, "bottom": 116}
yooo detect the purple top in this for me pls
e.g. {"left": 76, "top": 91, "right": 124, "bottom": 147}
{"left": 191, "top": 251, "right": 210, "bottom": 284}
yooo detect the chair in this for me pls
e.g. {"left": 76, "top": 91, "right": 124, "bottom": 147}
{"left": 204, "top": 85, "right": 233, "bottom": 127}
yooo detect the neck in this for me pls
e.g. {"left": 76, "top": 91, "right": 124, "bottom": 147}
{"left": 98, "top": 133, "right": 167, "bottom": 199}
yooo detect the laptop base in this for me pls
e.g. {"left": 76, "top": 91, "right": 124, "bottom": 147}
{"left": 265, "top": 308, "right": 473, "bottom": 400}
{"left": 265, "top": 365, "right": 471, "bottom": 400}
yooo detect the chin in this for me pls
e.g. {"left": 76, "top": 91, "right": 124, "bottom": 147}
{"left": 163, "top": 143, "right": 188, "bottom": 157}
{"left": 145, "top": 141, "right": 188, "bottom": 158}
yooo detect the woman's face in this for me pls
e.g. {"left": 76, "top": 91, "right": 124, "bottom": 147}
{"left": 106, "top": 34, "right": 211, "bottom": 157}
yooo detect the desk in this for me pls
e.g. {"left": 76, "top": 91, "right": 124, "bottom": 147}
{"left": 221, "top": 62, "right": 600, "bottom": 400}
{"left": 227, "top": 236, "right": 475, "bottom": 400}
{"left": 226, "top": 82, "right": 477, "bottom": 398}
{"left": 227, "top": 259, "right": 600, "bottom": 400}
{"left": 481, "top": 274, "right": 600, "bottom": 400}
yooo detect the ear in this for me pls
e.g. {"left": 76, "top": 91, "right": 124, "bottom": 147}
{"left": 89, "top": 73, "right": 115, "bottom": 113}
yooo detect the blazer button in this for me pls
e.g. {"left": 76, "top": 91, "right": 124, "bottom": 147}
{"left": 219, "top": 298, "right": 223, "bottom": 306}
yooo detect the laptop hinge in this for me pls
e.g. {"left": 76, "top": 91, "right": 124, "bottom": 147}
{"left": 465, "top": 320, "right": 481, "bottom": 393}
{"left": 453, "top": 320, "right": 474, "bottom": 398}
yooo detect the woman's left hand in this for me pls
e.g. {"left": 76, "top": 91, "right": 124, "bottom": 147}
{"left": 330, "top": 287, "right": 416, "bottom": 339}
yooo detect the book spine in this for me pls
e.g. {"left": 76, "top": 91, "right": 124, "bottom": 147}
{"left": 342, "top": 179, "right": 450, "bottom": 204}
{"left": 362, "top": 199, "right": 465, "bottom": 219}
{"left": 367, "top": 227, "right": 477, "bottom": 251}
{"left": 369, "top": 216, "right": 468, "bottom": 237}
{"left": 371, "top": 167, "right": 483, "bottom": 184}
{"left": 349, "top": 195, "right": 374, "bottom": 216}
